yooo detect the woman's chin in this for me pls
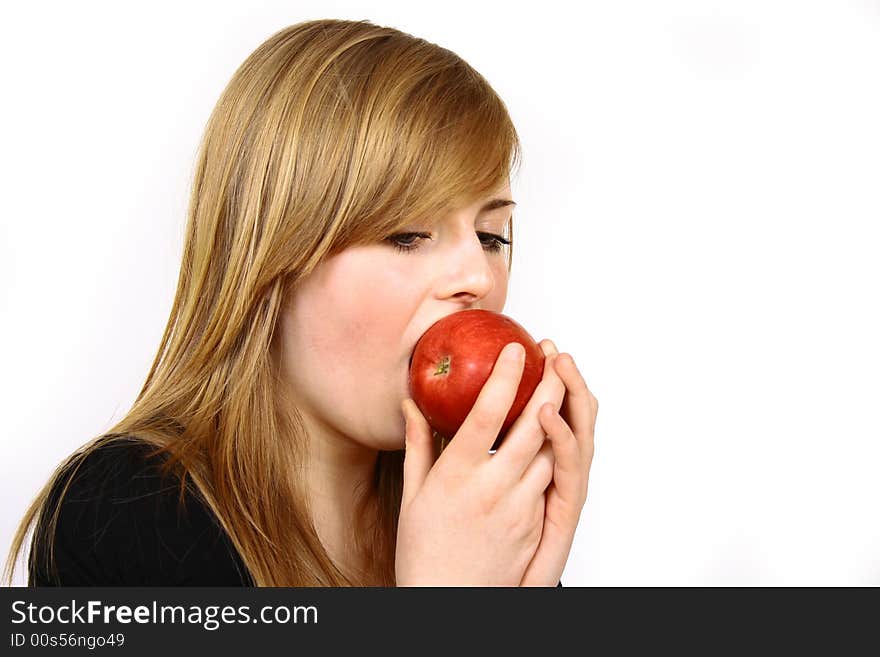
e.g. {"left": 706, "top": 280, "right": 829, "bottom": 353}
{"left": 373, "top": 438, "right": 405, "bottom": 453}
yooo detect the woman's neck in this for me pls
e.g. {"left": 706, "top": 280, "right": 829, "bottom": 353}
{"left": 302, "top": 416, "right": 381, "bottom": 582}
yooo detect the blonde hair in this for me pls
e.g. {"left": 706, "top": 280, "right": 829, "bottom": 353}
{"left": 4, "top": 18, "right": 520, "bottom": 586}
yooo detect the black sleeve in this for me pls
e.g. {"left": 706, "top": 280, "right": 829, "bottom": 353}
{"left": 29, "top": 439, "right": 252, "bottom": 586}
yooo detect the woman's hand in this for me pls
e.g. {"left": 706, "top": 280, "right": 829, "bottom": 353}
{"left": 516, "top": 343, "right": 598, "bottom": 586}
{"left": 396, "top": 340, "right": 566, "bottom": 586}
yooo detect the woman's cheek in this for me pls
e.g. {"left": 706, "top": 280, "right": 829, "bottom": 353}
{"left": 483, "top": 261, "right": 509, "bottom": 311}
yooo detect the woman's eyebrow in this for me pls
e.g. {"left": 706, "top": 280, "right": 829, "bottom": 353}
{"left": 479, "top": 198, "right": 516, "bottom": 213}
{"left": 424, "top": 198, "right": 515, "bottom": 229}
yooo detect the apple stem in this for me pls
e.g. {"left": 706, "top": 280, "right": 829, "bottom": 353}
{"left": 433, "top": 355, "right": 450, "bottom": 376}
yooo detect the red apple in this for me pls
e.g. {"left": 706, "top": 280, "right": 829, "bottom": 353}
{"left": 408, "top": 309, "right": 545, "bottom": 449}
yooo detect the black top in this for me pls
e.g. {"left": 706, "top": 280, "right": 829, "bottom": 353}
{"left": 29, "top": 438, "right": 253, "bottom": 586}
{"left": 29, "top": 437, "right": 564, "bottom": 587}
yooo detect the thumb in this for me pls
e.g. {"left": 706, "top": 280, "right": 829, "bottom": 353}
{"left": 400, "top": 398, "right": 435, "bottom": 509}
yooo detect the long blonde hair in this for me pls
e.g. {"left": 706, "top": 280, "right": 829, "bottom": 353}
{"left": 4, "top": 18, "right": 519, "bottom": 586}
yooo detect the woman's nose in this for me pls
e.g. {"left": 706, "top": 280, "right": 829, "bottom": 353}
{"left": 435, "top": 235, "right": 495, "bottom": 303}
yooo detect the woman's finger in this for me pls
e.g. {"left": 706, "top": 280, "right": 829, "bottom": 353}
{"left": 519, "top": 439, "right": 555, "bottom": 495}
{"left": 555, "top": 354, "right": 598, "bottom": 460}
{"left": 538, "top": 402, "right": 584, "bottom": 506}
{"left": 400, "top": 398, "right": 438, "bottom": 509}
{"left": 448, "top": 342, "right": 526, "bottom": 463}
{"left": 492, "top": 339, "right": 565, "bottom": 478}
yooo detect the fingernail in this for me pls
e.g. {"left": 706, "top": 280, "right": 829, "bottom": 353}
{"left": 503, "top": 342, "right": 525, "bottom": 362}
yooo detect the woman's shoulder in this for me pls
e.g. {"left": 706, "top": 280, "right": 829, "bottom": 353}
{"left": 46, "top": 437, "right": 188, "bottom": 522}
{"left": 30, "top": 436, "right": 253, "bottom": 587}
{"left": 51, "top": 437, "right": 175, "bottom": 497}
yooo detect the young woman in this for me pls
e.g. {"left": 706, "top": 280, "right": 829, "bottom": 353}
{"left": 4, "top": 18, "right": 598, "bottom": 586}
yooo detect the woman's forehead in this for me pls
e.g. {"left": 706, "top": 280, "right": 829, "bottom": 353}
{"left": 432, "top": 183, "right": 515, "bottom": 222}
{"left": 455, "top": 195, "right": 513, "bottom": 219}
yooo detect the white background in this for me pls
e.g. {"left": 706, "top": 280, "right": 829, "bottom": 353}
{"left": 2, "top": 0, "right": 879, "bottom": 586}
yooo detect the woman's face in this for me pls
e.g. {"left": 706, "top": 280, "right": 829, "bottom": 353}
{"left": 276, "top": 182, "right": 513, "bottom": 451}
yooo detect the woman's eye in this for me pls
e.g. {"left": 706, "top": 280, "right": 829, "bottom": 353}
{"left": 385, "top": 231, "right": 510, "bottom": 254}
{"left": 386, "top": 232, "right": 431, "bottom": 253}
{"left": 477, "top": 232, "right": 512, "bottom": 253}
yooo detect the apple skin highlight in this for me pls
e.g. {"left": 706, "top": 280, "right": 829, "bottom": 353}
{"left": 408, "top": 309, "right": 545, "bottom": 448}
